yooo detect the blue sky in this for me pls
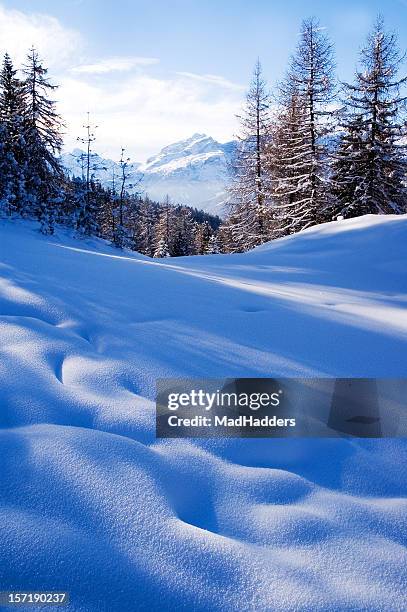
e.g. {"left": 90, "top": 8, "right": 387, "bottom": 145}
{"left": 0, "top": 0, "right": 406, "bottom": 159}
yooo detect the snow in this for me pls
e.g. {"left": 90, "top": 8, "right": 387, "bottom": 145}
{"left": 139, "top": 133, "right": 223, "bottom": 171}
{"left": 0, "top": 214, "right": 406, "bottom": 610}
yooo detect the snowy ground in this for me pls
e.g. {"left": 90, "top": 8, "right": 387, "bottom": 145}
{"left": 0, "top": 215, "right": 406, "bottom": 611}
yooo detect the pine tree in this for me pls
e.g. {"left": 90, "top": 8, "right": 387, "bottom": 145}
{"left": 137, "top": 196, "right": 158, "bottom": 257}
{"left": 0, "top": 124, "right": 10, "bottom": 217}
{"left": 154, "top": 196, "right": 173, "bottom": 256}
{"left": 124, "top": 194, "right": 142, "bottom": 252}
{"left": 22, "top": 47, "right": 64, "bottom": 233}
{"left": 67, "top": 177, "right": 88, "bottom": 230}
{"left": 227, "top": 60, "right": 272, "bottom": 251}
{"left": 153, "top": 237, "right": 171, "bottom": 258}
{"left": 272, "top": 18, "right": 336, "bottom": 233}
{"left": 0, "top": 53, "right": 27, "bottom": 215}
{"left": 331, "top": 18, "right": 407, "bottom": 217}
{"left": 171, "top": 206, "right": 197, "bottom": 256}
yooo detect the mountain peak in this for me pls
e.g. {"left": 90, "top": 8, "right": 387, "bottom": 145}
{"left": 145, "top": 133, "right": 215, "bottom": 165}
{"left": 142, "top": 133, "right": 224, "bottom": 170}
{"left": 189, "top": 132, "right": 209, "bottom": 140}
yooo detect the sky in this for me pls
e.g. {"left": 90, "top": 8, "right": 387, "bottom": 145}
{"left": 0, "top": 0, "right": 406, "bottom": 161}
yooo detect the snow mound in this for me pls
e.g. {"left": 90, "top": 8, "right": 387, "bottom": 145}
{"left": 0, "top": 215, "right": 406, "bottom": 610}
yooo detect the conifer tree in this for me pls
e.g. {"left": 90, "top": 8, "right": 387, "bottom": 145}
{"left": 272, "top": 18, "right": 336, "bottom": 233}
{"left": 0, "top": 53, "right": 27, "bottom": 215}
{"left": 22, "top": 47, "right": 64, "bottom": 233}
{"left": 331, "top": 18, "right": 407, "bottom": 217}
{"left": 137, "top": 196, "right": 158, "bottom": 257}
{"left": 267, "top": 90, "right": 309, "bottom": 235}
{"left": 153, "top": 237, "right": 171, "bottom": 258}
{"left": 216, "top": 223, "right": 233, "bottom": 253}
{"left": 330, "top": 114, "right": 366, "bottom": 218}
{"left": 153, "top": 196, "right": 173, "bottom": 256}
{"left": 171, "top": 206, "right": 196, "bottom": 256}
{"left": 195, "top": 220, "right": 212, "bottom": 254}
{"left": 227, "top": 60, "right": 272, "bottom": 251}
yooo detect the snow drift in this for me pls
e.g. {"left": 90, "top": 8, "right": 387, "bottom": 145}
{"left": 0, "top": 215, "right": 406, "bottom": 611}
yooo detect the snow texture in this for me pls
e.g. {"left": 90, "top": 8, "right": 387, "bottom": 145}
{"left": 0, "top": 214, "right": 406, "bottom": 611}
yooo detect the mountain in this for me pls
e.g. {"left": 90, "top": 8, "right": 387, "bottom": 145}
{"left": 60, "top": 133, "right": 236, "bottom": 216}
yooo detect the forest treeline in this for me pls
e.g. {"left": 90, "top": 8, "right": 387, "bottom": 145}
{"left": 0, "top": 16, "right": 406, "bottom": 256}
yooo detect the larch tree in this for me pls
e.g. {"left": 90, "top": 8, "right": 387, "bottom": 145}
{"left": 267, "top": 89, "right": 309, "bottom": 235}
{"left": 226, "top": 60, "right": 272, "bottom": 251}
{"left": 272, "top": 17, "right": 336, "bottom": 233}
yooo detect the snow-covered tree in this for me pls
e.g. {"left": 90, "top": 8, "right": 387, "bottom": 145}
{"left": 330, "top": 114, "right": 366, "bottom": 218}
{"left": 137, "top": 196, "right": 158, "bottom": 257}
{"left": 22, "top": 48, "right": 64, "bottom": 233}
{"left": 153, "top": 237, "right": 170, "bottom": 258}
{"left": 171, "top": 206, "right": 197, "bottom": 256}
{"left": 205, "top": 234, "right": 221, "bottom": 254}
{"left": 154, "top": 196, "right": 173, "bottom": 256}
{"left": 226, "top": 60, "right": 272, "bottom": 251}
{"left": 331, "top": 18, "right": 407, "bottom": 217}
{"left": 0, "top": 53, "right": 27, "bottom": 216}
{"left": 195, "top": 220, "right": 212, "bottom": 254}
{"left": 271, "top": 17, "right": 336, "bottom": 233}
{"left": 267, "top": 89, "right": 309, "bottom": 235}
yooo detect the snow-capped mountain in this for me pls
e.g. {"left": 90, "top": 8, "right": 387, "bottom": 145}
{"left": 61, "top": 133, "right": 236, "bottom": 215}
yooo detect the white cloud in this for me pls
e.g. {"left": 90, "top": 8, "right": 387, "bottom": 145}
{"left": 175, "top": 71, "right": 245, "bottom": 91}
{"left": 0, "top": 3, "right": 82, "bottom": 68}
{"left": 71, "top": 56, "right": 159, "bottom": 74}
{"left": 59, "top": 73, "right": 241, "bottom": 161}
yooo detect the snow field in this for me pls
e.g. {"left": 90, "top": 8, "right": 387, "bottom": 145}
{"left": 0, "top": 215, "right": 406, "bottom": 610}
